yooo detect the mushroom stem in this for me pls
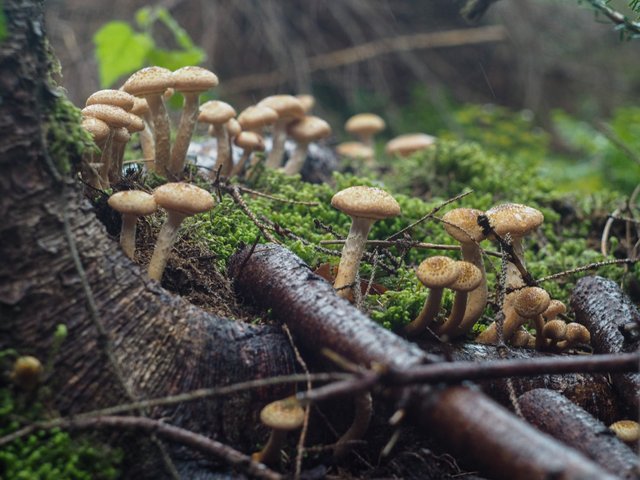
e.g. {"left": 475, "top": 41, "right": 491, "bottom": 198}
{"left": 212, "top": 124, "right": 231, "bottom": 177}
{"left": 145, "top": 95, "right": 171, "bottom": 177}
{"left": 404, "top": 288, "right": 446, "bottom": 337}
{"left": 148, "top": 211, "right": 186, "bottom": 281}
{"left": 265, "top": 120, "right": 287, "bottom": 168}
{"left": 334, "top": 391, "right": 373, "bottom": 460}
{"left": 139, "top": 119, "right": 155, "bottom": 166}
{"left": 252, "top": 428, "right": 287, "bottom": 467}
{"left": 98, "top": 130, "right": 115, "bottom": 188}
{"left": 169, "top": 93, "right": 200, "bottom": 180}
{"left": 437, "top": 290, "right": 470, "bottom": 337}
{"left": 505, "top": 237, "right": 526, "bottom": 290}
{"left": 282, "top": 141, "right": 309, "bottom": 175}
{"left": 231, "top": 149, "right": 252, "bottom": 177}
{"left": 119, "top": 214, "right": 139, "bottom": 260}
{"left": 454, "top": 242, "right": 487, "bottom": 333}
{"left": 333, "top": 216, "right": 374, "bottom": 299}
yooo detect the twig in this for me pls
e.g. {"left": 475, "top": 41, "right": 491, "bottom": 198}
{"left": 537, "top": 258, "right": 637, "bottom": 283}
{"left": 236, "top": 185, "right": 320, "bottom": 206}
{"left": 226, "top": 185, "right": 279, "bottom": 243}
{"left": 585, "top": 0, "right": 640, "bottom": 38}
{"left": 320, "top": 238, "right": 502, "bottom": 258}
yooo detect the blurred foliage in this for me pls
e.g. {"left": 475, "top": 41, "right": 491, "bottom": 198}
{"left": 93, "top": 6, "right": 204, "bottom": 88}
{"left": 0, "top": 1, "right": 6, "bottom": 43}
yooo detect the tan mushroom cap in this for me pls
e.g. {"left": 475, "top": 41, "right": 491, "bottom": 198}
{"left": 542, "top": 319, "right": 567, "bottom": 341}
{"left": 82, "top": 104, "right": 132, "bottom": 129}
{"left": 130, "top": 96, "right": 150, "bottom": 117}
{"left": 260, "top": 398, "right": 305, "bottom": 431}
{"left": 258, "top": 95, "right": 305, "bottom": 121}
{"left": 226, "top": 118, "right": 242, "bottom": 138}
{"left": 172, "top": 66, "right": 219, "bottom": 93}
{"left": 565, "top": 323, "right": 591, "bottom": 344}
{"left": 237, "top": 105, "right": 278, "bottom": 131}
{"left": 296, "top": 93, "right": 315, "bottom": 113}
{"left": 108, "top": 190, "right": 157, "bottom": 216}
{"left": 287, "top": 115, "right": 331, "bottom": 143}
{"left": 234, "top": 131, "right": 265, "bottom": 151}
{"left": 511, "top": 329, "right": 534, "bottom": 348}
{"left": 442, "top": 208, "right": 486, "bottom": 243}
{"left": 126, "top": 113, "right": 146, "bottom": 133}
{"left": 345, "top": 113, "right": 385, "bottom": 136}
{"left": 485, "top": 203, "right": 544, "bottom": 238}
{"left": 609, "top": 420, "right": 640, "bottom": 443}
{"left": 82, "top": 117, "right": 110, "bottom": 142}
{"left": 113, "top": 127, "right": 131, "bottom": 144}
{"left": 542, "top": 299, "right": 567, "bottom": 320}
{"left": 153, "top": 182, "right": 215, "bottom": 216}
{"left": 122, "top": 66, "right": 173, "bottom": 97}
{"left": 86, "top": 89, "right": 136, "bottom": 111}
{"left": 416, "top": 256, "right": 460, "bottom": 288}
{"left": 385, "top": 133, "right": 436, "bottom": 157}
{"left": 198, "top": 100, "right": 236, "bottom": 125}
{"left": 336, "top": 141, "right": 374, "bottom": 160}
{"left": 449, "top": 261, "right": 482, "bottom": 292}
{"left": 513, "top": 287, "right": 551, "bottom": 318}
{"left": 331, "top": 186, "right": 400, "bottom": 221}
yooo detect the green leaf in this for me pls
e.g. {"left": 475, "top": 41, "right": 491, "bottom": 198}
{"left": 93, "top": 22, "right": 154, "bottom": 87}
{"left": 0, "top": 1, "right": 6, "bottom": 43}
{"left": 145, "top": 47, "right": 205, "bottom": 71}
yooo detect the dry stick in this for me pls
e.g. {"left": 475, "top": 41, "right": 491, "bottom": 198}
{"left": 318, "top": 239, "right": 503, "bottom": 258}
{"left": 226, "top": 185, "right": 278, "bottom": 244}
{"left": 235, "top": 185, "right": 320, "bottom": 206}
{"left": 601, "top": 207, "right": 622, "bottom": 256}
{"left": 2, "top": 416, "right": 282, "bottom": 480}
{"left": 537, "top": 258, "right": 637, "bottom": 283}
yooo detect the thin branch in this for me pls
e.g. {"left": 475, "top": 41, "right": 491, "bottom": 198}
{"left": 537, "top": 258, "right": 637, "bottom": 283}
{"left": 585, "top": 0, "right": 640, "bottom": 37}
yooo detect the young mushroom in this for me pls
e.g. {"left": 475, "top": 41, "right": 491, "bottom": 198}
{"left": 542, "top": 319, "right": 567, "bottom": 351}
{"left": 336, "top": 141, "right": 375, "bottom": 166}
{"left": 345, "top": 113, "right": 385, "bottom": 148}
{"left": 608, "top": 420, "right": 640, "bottom": 445}
{"left": 557, "top": 323, "right": 591, "bottom": 351}
{"left": 282, "top": 115, "right": 331, "bottom": 175}
{"left": 258, "top": 95, "right": 305, "bottom": 168}
{"left": 10, "top": 355, "right": 43, "bottom": 391}
{"left": 512, "top": 286, "right": 551, "bottom": 350}
{"left": 385, "top": 133, "right": 436, "bottom": 157}
{"left": 198, "top": 100, "right": 237, "bottom": 177}
{"left": 331, "top": 186, "right": 401, "bottom": 300}
{"left": 436, "top": 261, "right": 483, "bottom": 338}
{"left": 252, "top": 397, "right": 305, "bottom": 467}
{"left": 148, "top": 183, "right": 215, "bottom": 281}
{"left": 404, "top": 256, "right": 460, "bottom": 337}
{"left": 231, "top": 131, "right": 265, "bottom": 177}
{"left": 108, "top": 190, "right": 158, "bottom": 260}
{"left": 169, "top": 66, "right": 219, "bottom": 180}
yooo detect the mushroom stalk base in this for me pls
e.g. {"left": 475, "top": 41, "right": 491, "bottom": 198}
{"left": 252, "top": 429, "right": 287, "bottom": 467}
{"left": 119, "top": 214, "right": 138, "bottom": 260}
{"left": 148, "top": 212, "right": 186, "bottom": 281}
{"left": 282, "top": 142, "right": 309, "bottom": 175}
{"left": 169, "top": 93, "right": 200, "bottom": 180}
{"left": 146, "top": 95, "right": 171, "bottom": 178}
{"left": 333, "top": 217, "right": 374, "bottom": 299}
{"left": 454, "top": 243, "right": 487, "bottom": 335}
{"left": 404, "top": 288, "right": 445, "bottom": 337}
{"left": 265, "top": 121, "right": 287, "bottom": 169}
{"left": 211, "top": 124, "right": 231, "bottom": 177}
{"left": 437, "top": 291, "right": 469, "bottom": 337}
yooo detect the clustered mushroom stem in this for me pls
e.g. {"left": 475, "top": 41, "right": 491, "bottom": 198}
{"left": 119, "top": 214, "right": 139, "bottom": 260}
{"left": 139, "top": 122, "right": 155, "bottom": 167}
{"left": 231, "top": 150, "right": 251, "bottom": 177}
{"left": 438, "top": 291, "right": 470, "bottom": 337}
{"left": 169, "top": 93, "right": 200, "bottom": 180}
{"left": 404, "top": 288, "right": 445, "bottom": 337}
{"left": 334, "top": 391, "right": 373, "bottom": 460}
{"left": 212, "top": 124, "right": 231, "bottom": 176}
{"left": 505, "top": 237, "right": 526, "bottom": 290}
{"left": 282, "top": 141, "right": 309, "bottom": 175}
{"left": 531, "top": 314, "right": 546, "bottom": 350}
{"left": 455, "top": 242, "right": 487, "bottom": 333}
{"left": 333, "top": 217, "right": 374, "bottom": 299}
{"left": 253, "top": 429, "right": 287, "bottom": 466}
{"left": 98, "top": 130, "right": 115, "bottom": 188}
{"left": 265, "top": 120, "right": 287, "bottom": 168}
{"left": 148, "top": 212, "right": 186, "bottom": 281}
{"left": 145, "top": 95, "right": 171, "bottom": 177}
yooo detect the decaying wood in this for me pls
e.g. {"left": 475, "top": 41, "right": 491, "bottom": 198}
{"left": 571, "top": 276, "right": 640, "bottom": 415}
{"left": 229, "top": 243, "right": 623, "bottom": 479}
{"left": 518, "top": 388, "right": 640, "bottom": 480}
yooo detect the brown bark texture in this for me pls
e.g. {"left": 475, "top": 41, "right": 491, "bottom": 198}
{"left": 229, "top": 243, "right": 623, "bottom": 480}
{"left": 0, "top": 0, "right": 296, "bottom": 472}
{"left": 518, "top": 388, "right": 640, "bottom": 480}
{"left": 571, "top": 275, "right": 640, "bottom": 415}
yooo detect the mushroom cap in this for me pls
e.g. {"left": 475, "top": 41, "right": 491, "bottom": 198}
{"left": 260, "top": 398, "right": 305, "bottom": 431}
{"left": 226, "top": 118, "right": 242, "bottom": 138}
{"left": 11, "top": 355, "right": 43, "bottom": 390}
{"left": 122, "top": 66, "right": 173, "bottom": 97}
{"left": 130, "top": 96, "right": 150, "bottom": 116}
{"left": 153, "top": 182, "right": 215, "bottom": 216}
{"left": 442, "top": 208, "right": 486, "bottom": 244}
{"left": 336, "top": 141, "right": 374, "bottom": 160}
{"left": 295, "top": 93, "right": 315, "bottom": 113}
{"left": 415, "top": 256, "right": 460, "bottom": 289}
{"left": 82, "top": 104, "right": 132, "bottom": 129}
{"left": 126, "top": 113, "right": 146, "bottom": 133}
{"left": 542, "top": 299, "right": 567, "bottom": 321}
{"left": 542, "top": 319, "right": 567, "bottom": 341}
{"left": 385, "top": 133, "right": 436, "bottom": 157}
{"left": 86, "top": 89, "right": 136, "bottom": 111}
{"left": 345, "top": 113, "right": 385, "bottom": 136}
{"left": 331, "top": 186, "right": 400, "bottom": 221}
{"left": 108, "top": 190, "right": 158, "bottom": 216}
{"left": 238, "top": 105, "right": 278, "bottom": 131}
{"left": 234, "top": 131, "right": 265, "bottom": 151}
{"left": 513, "top": 287, "right": 551, "bottom": 318}
{"left": 287, "top": 115, "right": 331, "bottom": 143}
{"left": 82, "top": 117, "right": 110, "bottom": 142}
{"left": 449, "top": 261, "right": 482, "bottom": 292}
{"left": 258, "top": 95, "right": 305, "bottom": 121}
{"left": 485, "top": 203, "right": 544, "bottom": 238}
{"left": 198, "top": 100, "right": 236, "bottom": 125}
{"left": 172, "top": 66, "right": 219, "bottom": 93}
{"left": 112, "top": 126, "right": 131, "bottom": 144}
{"left": 609, "top": 420, "right": 640, "bottom": 443}
{"left": 511, "top": 329, "right": 533, "bottom": 348}
{"left": 565, "top": 323, "right": 591, "bottom": 344}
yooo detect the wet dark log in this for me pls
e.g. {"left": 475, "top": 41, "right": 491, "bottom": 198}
{"left": 518, "top": 389, "right": 640, "bottom": 480}
{"left": 572, "top": 276, "right": 640, "bottom": 415}
{"left": 229, "top": 243, "right": 622, "bottom": 480}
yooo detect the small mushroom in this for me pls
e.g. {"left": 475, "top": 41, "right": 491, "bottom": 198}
{"left": 86, "top": 89, "right": 135, "bottom": 111}
{"left": 608, "top": 420, "right": 640, "bottom": 445}
{"left": 345, "top": 113, "right": 385, "bottom": 148}
{"left": 542, "top": 318, "right": 567, "bottom": 351}
{"left": 331, "top": 186, "right": 400, "bottom": 300}
{"left": 108, "top": 190, "right": 157, "bottom": 260}
{"left": 148, "top": 183, "right": 215, "bottom": 281}
{"left": 169, "top": 66, "right": 219, "bottom": 180}
{"left": 238, "top": 104, "right": 278, "bottom": 135}
{"left": 11, "top": 355, "right": 43, "bottom": 391}
{"left": 336, "top": 141, "right": 375, "bottom": 167}
{"left": 252, "top": 397, "right": 305, "bottom": 467}
{"left": 556, "top": 323, "right": 591, "bottom": 351}
{"left": 283, "top": 115, "right": 331, "bottom": 175}
{"left": 122, "top": 66, "right": 174, "bottom": 177}
{"left": 437, "top": 261, "right": 483, "bottom": 338}
{"left": 231, "top": 131, "right": 265, "bottom": 177}
{"left": 198, "top": 100, "right": 236, "bottom": 177}
{"left": 258, "top": 95, "right": 305, "bottom": 168}
{"left": 511, "top": 328, "right": 535, "bottom": 348}
{"left": 512, "top": 286, "right": 551, "bottom": 350}
{"left": 404, "top": 256, "right": 460, "bottom": 337}
{"left": 385, "top": 133, "right": 436, "bottom": 157}
{"left": 334, "top": 391, "right": 373, "bottom": 460}
{"left": 542, "top": 299, "right": 567, "bottom": 322}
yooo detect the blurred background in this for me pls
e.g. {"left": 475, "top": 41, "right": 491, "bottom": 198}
{"left": 45, "top": 0, "right": 640, "bottom": 193}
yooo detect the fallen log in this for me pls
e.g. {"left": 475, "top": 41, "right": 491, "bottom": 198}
{"left": 571, "top": 276, "right": 640, "bottom": 415}
{"left": 518, "top": 388, "right": 640, "bottom": 479}
{"left": 229, "top": 243, "right": 623, "bottom": 480}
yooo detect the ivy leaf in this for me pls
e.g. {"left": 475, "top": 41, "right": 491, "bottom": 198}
{"left": 93, "top": 21, "right": 154, "bottom": 87}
